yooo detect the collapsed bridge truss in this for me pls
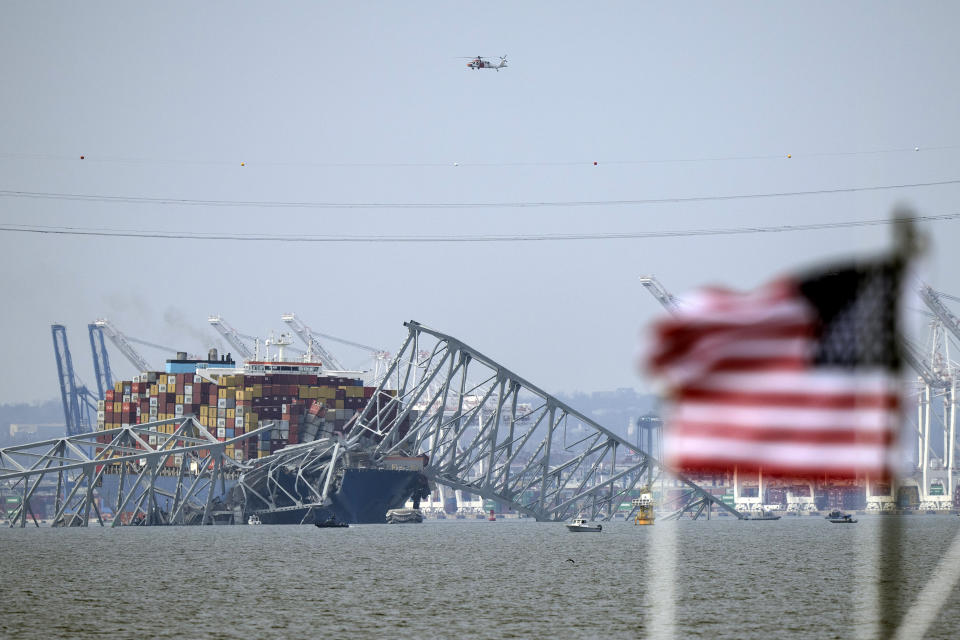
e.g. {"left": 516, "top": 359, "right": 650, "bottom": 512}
{"left": 0, "top": 417, "right": 270, "bottom": 527}
{"left": 348, "top": 321, "right": 743, "bottom": 521}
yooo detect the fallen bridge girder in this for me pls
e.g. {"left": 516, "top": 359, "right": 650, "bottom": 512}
{"left": 348, "top": 321, "right": 743, "bottom": 521}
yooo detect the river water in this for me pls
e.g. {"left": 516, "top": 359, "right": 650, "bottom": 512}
{"left": 1, "top": 515, "right": 958, "bottom": 639}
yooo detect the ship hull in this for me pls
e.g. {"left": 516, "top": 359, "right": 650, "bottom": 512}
{"left": 255, "top": 468, "right": 426, "bottom": 525}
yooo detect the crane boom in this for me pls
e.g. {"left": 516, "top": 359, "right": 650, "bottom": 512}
{"left": 87, "top": 323, "right": 114, "bottom": 399}
{"left": 207, "top": 315, "right": 255, "bottom": 360}
{"left": 902, "top": 337, "right": 950, "bottom": 389}
{"left": 281, "top": 313, "right": 345, "bottom": 370}
{"left": 638, "top": 275, "right": 679, "bottom": 314}
{"left": 91, "top": 319, "right": 152, "bottom": 373}
{"left": 919, "top": 284, "right": 960, "bottom": 346}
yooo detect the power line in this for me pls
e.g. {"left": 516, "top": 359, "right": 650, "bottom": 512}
{"left": 1, "top": 213, "right": 958, "bottom": 243}
{"left": 1, "top": 177, "right": 959, "bottom": 210}
{"left": 1, "top": 144, "right": 959, "bottom": 167}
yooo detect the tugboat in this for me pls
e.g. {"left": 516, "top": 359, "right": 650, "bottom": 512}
{"left": 826, "top": 510, "right": 857, "bottom": 524}
{"left": 632, "top": 488, "right": 655, "bottom": 526}
{"left": 314, "top": 515, "right": 349, "bottom": 528}
{"left": 566, "top": 517, "right": 603, "bottom": 532}
{"left": 247, "top": 514, "right": 262, "bottom": 525}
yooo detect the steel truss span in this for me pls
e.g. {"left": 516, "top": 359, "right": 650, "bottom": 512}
{"left": 347, "top": 321, "right": 742, "bottom": 521}
{"left": 0, "top": 417, "right": 270, "bottom": 527}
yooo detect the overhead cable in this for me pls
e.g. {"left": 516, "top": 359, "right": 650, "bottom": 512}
{"left": 1, "top": 144, "right": 959, "bottom": 167}
{"left": 1, "top": 177, "right": 959, "bottom": 209}
{"left": 1, "top": 212, "right": 958, "bottom": 243}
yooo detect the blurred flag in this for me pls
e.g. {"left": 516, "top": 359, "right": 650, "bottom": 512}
{"left": 647, "top": 256, "right": 903, "bottom": 479}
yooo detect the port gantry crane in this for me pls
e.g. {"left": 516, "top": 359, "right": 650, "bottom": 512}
{"left": 916, "top": 284, "right": 960, "bottom": 508}
{"left": 51, "top": 324, "right": 97, "bottom": 436}
{"left": 207, "top": 315, "right": 255, "bottom": 361}
{"left": 282, "top": 313, "right": 391, "bottom": 382}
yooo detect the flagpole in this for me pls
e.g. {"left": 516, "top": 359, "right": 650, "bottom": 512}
{"left": 878, "top": 212, "right": 921, "bottom": 637}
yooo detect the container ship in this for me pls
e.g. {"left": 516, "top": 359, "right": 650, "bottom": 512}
{"left": 95, "top": 350, "right": 429, "bottom": 524}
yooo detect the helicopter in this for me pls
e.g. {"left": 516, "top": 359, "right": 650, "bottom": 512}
{"left": 460, "top": 55, "right": 508, "bottom": 71}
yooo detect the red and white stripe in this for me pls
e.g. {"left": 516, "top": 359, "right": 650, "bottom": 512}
{"left": 647, "top": 281, "right": 899, "bottom": 478}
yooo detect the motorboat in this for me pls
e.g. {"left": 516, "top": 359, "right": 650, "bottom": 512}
{"left": 386, "top": 508, "right": 424, "bottom": 524}
{"left": 566, "top": 517, "right": 602, "bottom": 532}
{"left": 314, "top": 516, "right": 349, "bottom": 528}
{"left": 826, "top": 510, "right": 857, "bottom": 524}
{"left": 247, "top": 514, "right": 261, "bottom": 525}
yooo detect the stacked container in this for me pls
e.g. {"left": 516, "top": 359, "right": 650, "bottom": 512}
{"left": 97, "top": 368, "right": 393, "bottom": 462}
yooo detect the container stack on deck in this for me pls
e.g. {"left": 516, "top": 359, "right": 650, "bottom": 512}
{"left": 96, "top": 368, "right": 391, "bottom": 463}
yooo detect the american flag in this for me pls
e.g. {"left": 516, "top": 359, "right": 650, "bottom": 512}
{"left": 647, "top": 257, "right": 903, "bottom": 479}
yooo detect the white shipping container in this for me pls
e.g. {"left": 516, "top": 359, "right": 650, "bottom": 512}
{"left": 149, "top": 408, "right": 157, "bottom": 418}
{"left": 97, "top": 400, "right": 105, "bottom": 410}
{"left": 149, "top": 397, "right": 158, "bottom": 407}
{"left": 235, "top": 416, "right": 243, "bottom": 428}
{"left": 217, "top": 418, "right": 226, "bottom": 428}
{"left": 122, "top": 394, "right": 131, "bottom": 403}
{"left": 148, "top": 435, "right": 157, "bottom": 445}
{"left": 217, "top": 399, "right": 227, "bottom": 409}
{"left": 217, "top": 427, "right": 226, "bottom": 438}
{"left": 175, "top": 405, "right": 184, "bottom": 416}
{"left": 184, "top": 394, "right": 193, "bottom": 405}
{"left": 97, "top": 410, "right": 105, "bottom": 420}
{"left": 236, "top": 406, "right": 245, "bottom": 416}
{"left": 158, "top": 384, "right": 167, "bottom": 393}
{"left": 193, "top": 375, "right": 201, "bottom": 383}
{"left": 281, "top": 404, "right": 288, "bottom": 413}
{"left": 184, "top": 384, "right": 193, "bottom": 395}
{"left": 167, "top": 376, "right": 176, "bottom": 386}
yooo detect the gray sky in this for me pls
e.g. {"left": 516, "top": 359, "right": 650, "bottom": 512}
{"left": 2, "top": 2, "right": 959, "bottom": 404}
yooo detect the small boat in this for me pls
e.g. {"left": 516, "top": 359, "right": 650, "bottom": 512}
{"left": 743, "top": 511, "right": 781, "bottom": 521}
{"left": 566, "top": 517, "right": 602, "bottom": 532}
{"left": 826, "top": 510, "right": 857, "bottom": 524}
{"left": 386, "top": 508, "right": 424, "bottom": 524}
{"left": 314, "top": 516, "right": 349, "bottom": 528}
{"left": 247, "top": 514, "right": 261, "bottom": 525}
